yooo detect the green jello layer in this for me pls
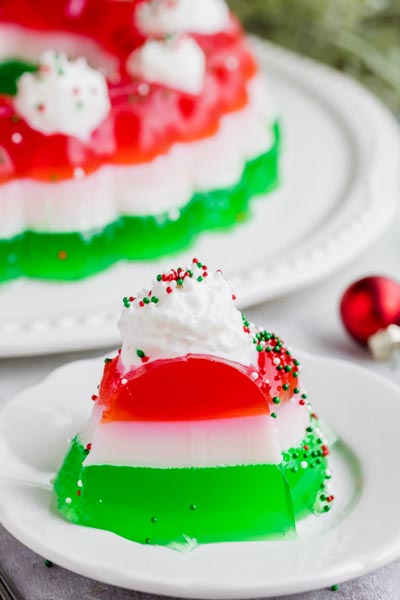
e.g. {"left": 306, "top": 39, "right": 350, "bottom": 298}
{"left": 0, "top": 122, "right": 280, "bottom": 283}
{"left": 54, "top": 423, "right": 331, "bottom": 548}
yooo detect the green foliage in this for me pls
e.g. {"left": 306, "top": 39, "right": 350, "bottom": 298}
{"left": 228, "top": 0, "right": 400, "bottom": 115}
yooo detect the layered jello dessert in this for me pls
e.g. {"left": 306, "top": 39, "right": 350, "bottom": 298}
{"left": 0, "top": 0, "right": 280, "bottom": 283}
{"left": 54, "top": 260, "right": 334, "bottom": 548}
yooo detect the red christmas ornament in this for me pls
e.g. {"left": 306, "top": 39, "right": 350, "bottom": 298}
{"left": 340, "top": 276, "right": 400, "bottom": 345}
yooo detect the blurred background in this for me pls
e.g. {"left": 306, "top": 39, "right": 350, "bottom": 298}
{"left": 228, "top": 0, "right": 400, "bottom": 117}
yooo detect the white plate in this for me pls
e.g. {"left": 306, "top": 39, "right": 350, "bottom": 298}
{"left": 1, "top": 39, "right": 399, "bottom": 358}
{"left": 1, "top": 351, "right": 400, "bottom": 598}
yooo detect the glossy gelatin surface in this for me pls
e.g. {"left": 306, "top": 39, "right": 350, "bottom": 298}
{"left": 0, "top": 127, "right": 280, "bottom": 283}
{"left": 54, "top": 424, "right": 330, "bottom": 547}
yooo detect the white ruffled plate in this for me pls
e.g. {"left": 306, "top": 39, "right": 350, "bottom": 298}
{"left": 1, "top": 39, "right": 399, "bottom": 357}
{"left": 1, "top": 351, "right": 400, "bottom": 597}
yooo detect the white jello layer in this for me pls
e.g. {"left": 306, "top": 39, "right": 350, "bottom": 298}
{"left": 81, "top": 400, "right": 309, "bottom": 468}
{"left": 0, "top": 75, "right": 277, "bottom": 237}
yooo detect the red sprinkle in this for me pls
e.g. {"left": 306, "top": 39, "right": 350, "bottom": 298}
{"left": 129, "top": 296, "right": 135, "bottom": 302}
{"left": 322, "top": 445, "right": 329, "bottom": 457}
{"left": 77, "top": 490, "right": 81, "bottom": 496}
{"left": 303, "top": 445, "right": 309, "bottom": 451}
{"left": 192, "top": 258, "right": 198, "bottom": 263}
{"left": 166, "top": 286, "right": 173, "bottom": 294}
{"left": 327, "top": 495, "right": 335, "bottom": 502}
{"left": 139, "top": 301, "right": 145, "bottom": 307}
{"left": 86, "top": 443, "right": 92, "bottom": 451}
{"left": 91, "top": 394, "right": 98, "bottom": 401}
{"left": 299, "top": 399, "right": 305, "bottom": 406}
{"left": 203, "top": 272, "right": 208, "bottom": 277}
{"left": 232, "top": 294, "right": 237, "bottom": 301}
{"left": 141, "top": 356, "right": 150, "bottom": 363}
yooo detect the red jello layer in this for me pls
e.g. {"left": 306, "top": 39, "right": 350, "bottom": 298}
{"left": 99, "top": 355, "right": 269, "bottom": 422}
{"left": 0, "top": 1, "right": 257, "bottom": 183}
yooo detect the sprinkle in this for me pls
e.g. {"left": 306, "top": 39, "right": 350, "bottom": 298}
{"left": 331, "top": 584, "right": 339, "bottom": 592}
{"left": 143, "top": 297, "right": 150, "bottom": 304}
{"left": 197, "top": 276, "right": 203, "bottom": 282}
{"left": 57, "top": 250, "right": 68, "bottom": 261}
{"left": 136, "top": 350, "right": 145, "bottom": 358}
{"left": 282, "top": 384, "right": 289, "bottom": 391}
{"left": 322, "top": 445, "right": 330, "bottom": 457}
{"left": 232, "top": 294, "right": 237, "bottom": 301}
{"left": 166, "top": 286, "right": 173, "bottom": 294}
{"left": 73, "top": 166, "right": 85, "bottom": 179}
{"left": 91, "top": 394, "right": 98, "bottom": 401}
{"left": 250, "top": 372, "right": 259, "bottom": 380}
{"left": 272, "top": 396, "right": 280, "bottom": 405}
{"left": 86, "top": 443, "right": 92, "bottom": 451}
{"left": 284, "top": 365, "right": 292, "bottom": 372}
{"left": 150, "top": 516, "right": 157, "bottom": 523}
{"left": 11, "top": 132, "right": 22, "bottom": 144}
{"left": 104, "top": 358, "right": 112, "bottom": 363}
{"left": 190, "top": 504, "right": 197, "bottom": 511}
{"left": 121, "top": 378, "right": 128, "bottom": 385}
{"left": 44, "top": 560, "right": 53, "bottom": 568}
{"left": 270, "top": 412, "right": 277, "bottom": 419}
{"left": 65, "top": 497, "right": 72, "bottom": 504}
{"left": 156, "top": 274, "right": 162, "bottom": 281}
{"left": 151, "top": 296, "right": 159, "bottom": 303}
{"left": 300, "top": 461, "right": 308, "bottom": 469}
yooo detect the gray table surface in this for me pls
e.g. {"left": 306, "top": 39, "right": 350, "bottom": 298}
{"left": 1, "top": 210, "right": 400, "bottom": 600}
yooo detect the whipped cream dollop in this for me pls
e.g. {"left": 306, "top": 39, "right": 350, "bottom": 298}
{"left": 119, "top": 260, "right": 256, "bottom": 370}
{"left": 14, "top": 50, "right": 111, "bottom": 141}
{"left": 126, "top": 36, "right": 206, "bottom": 95}
{"left": 136, "top": 0, "right": 230, "bottom": 36}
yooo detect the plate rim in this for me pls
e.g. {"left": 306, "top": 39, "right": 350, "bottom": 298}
{"left": 1, "top": 350, "right": 400, "bottom": 598}
{"left": 0, "top": 38, "right": 399, "bottom": 357}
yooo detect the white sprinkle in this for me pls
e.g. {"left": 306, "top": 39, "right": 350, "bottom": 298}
{"left": 325, "top": 469, "right": 332, "bottom": 477}
{"left": 250, "top": 372, "right": 259, "bottom": 380}
{"left": 273, "top": 358, "right": 280, "bottom": 365}
{"left": 300, "top": 461, "right": 308, "bottom": 469}
{"left": 65, "top": 497, "right": 72, "bottom": 504}
{"left": 74, "top": 166, "right": 85, "bottom": 179}
{"left": 11, "top": 132, "right": 22, "bottom": 144}
{"left": 121, "top": 378, "right": 128, "bottom": 385}
{"left": 138, "top": 82, "right": 150, "bottom": 96}
{"left": 168, "top": 208, "right": 180, "bottom": 221}
{"left": 77, "top": 480, "right": 83, "bottom": 487}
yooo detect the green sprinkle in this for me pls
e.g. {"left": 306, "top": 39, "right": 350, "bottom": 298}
{"left": 271, "top": 412, "right": 277, "bottom": 419}
{"left": 44, "top": 560, "right": 53, "bottom": 568}
{"left": 190, "top": 504, "right": 197, "bottom": 511}
{"left": 301, "top": 393, "right": 308, "bottom": 399}
{"left": 284, "top": 365, "right": 292, "bottom": 372}
{"left": 151, "top": 296, "right": 159, "bottom": 303}
{"left": 331, "top": 584, "right": 339, "bottom": 592}
{"left": 294, "top": 359, "right": 300, "bottom": 366}
{"left": 197, "top": 276, "right": 203, "bottom": 282}
{"left": 277, "top": 365, "right": 283, "bottom": 371}
{"left": 282, "top": 384, "right": 289, "bottom": 391}
{"left": 145, "top": 538, "right": 152, "bottom": 544}
{"left": 156, "top": 274, "right": 162, "bottom": 281}
{"left": 256, "top": 345, "right": 263, "bottom": 352}
{"left": 150, "top": 516, "right": 157, "bottom": 523}
{"left": 177, "top": 278, "right": 183, "bottom": 286}
{"left": 143, "top": 297, "right": 150, "bottom": 304}
{"left": 197, "top": 262, "right": 202, "bottom": 268}
{"left": 272, "top": 396, "right": 280, "bottom": 405}
{"left": 136, "top": 349, "right": 145, "bottom": 358}
{"left": 104, "top": 358, "right": 112, "bottom": 363}
{"left": 187, "top": 270, "right": 193, "bottom": 277}
{"left": 294, "top": 387, "right": 300, "bottom": 394}
{"left": 266, "top": 345, "right": 272, "bottom": 352}
{"left": 306, "top": 426, "right": 313, "bottom": 433}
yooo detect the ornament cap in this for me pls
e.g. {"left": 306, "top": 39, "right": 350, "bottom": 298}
{"left": 368, "top": 324, "right": 400, "bottom": 360}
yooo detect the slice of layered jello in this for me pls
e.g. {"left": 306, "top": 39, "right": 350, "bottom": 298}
{"left": 54, "top": 260, "right": 334, "bottom": 548}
